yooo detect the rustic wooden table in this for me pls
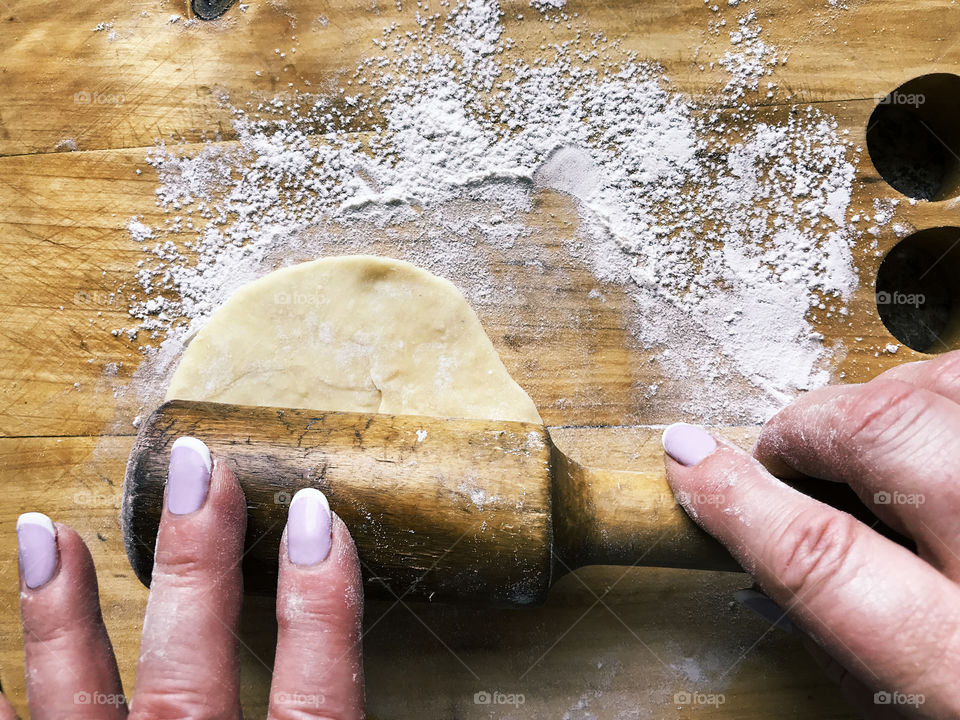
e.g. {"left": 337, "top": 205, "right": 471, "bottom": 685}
{"left": 1, "top": 0, "right": 958, "bottom": 717}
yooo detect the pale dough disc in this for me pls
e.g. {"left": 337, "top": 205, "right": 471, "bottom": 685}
{"left": 166, "top": 255, "right": 542, "bottom": 424}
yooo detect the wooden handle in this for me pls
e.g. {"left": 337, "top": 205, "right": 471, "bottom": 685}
{"left": 550, "top": 449, "right": 741, "bottom": 573}
{"left": 549, "top": 431, "right": 902, "bottom": 575}
{"left": 122, "top": 401, "right": 555, "bottom": 606}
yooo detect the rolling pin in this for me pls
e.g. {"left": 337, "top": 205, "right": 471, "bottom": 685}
{"left": 121, "top": 400, "right": 887, "bottom": 606}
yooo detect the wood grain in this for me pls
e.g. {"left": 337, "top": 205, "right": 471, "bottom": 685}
{"left": 1, "top": 0, "right": 959, "bottom": 156}
{"left": 1, "top": 0, "right": 959, "bottom": 717}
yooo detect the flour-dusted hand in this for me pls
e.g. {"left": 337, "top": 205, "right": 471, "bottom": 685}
{"left": 662, "top": 350, "right": 960, "bottom": 719}
{"left": 2, "top": 438, "right": 364, "bottom": 720}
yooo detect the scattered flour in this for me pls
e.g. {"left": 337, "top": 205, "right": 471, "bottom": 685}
{"left": 116, "top": 0, "right": 863, "bottom": 424}
{"left": 530, "top": 0, "right": 567, "bottom": 13}
{"left": 127, "top": 217, "right": 154, "bottom": 242}
{"left": 54, "top": 137, "right": 78, "bottom": 152}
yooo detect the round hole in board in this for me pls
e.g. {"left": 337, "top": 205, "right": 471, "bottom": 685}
{"left": 875, "top": 227, "right": 960, "bottom": 353}
{"left": 866, "top": 73, "right": 960, "bottom": 201}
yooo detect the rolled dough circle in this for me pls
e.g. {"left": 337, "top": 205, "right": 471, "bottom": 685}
{"left": 166, "top": 255, "right": 542, "bottom": 424}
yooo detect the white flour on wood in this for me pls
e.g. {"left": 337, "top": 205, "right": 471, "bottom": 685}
{"left": 116, "top": 0, "right": 863, "bottom": 424}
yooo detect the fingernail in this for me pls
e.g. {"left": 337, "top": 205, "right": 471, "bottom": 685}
{"left": 662, "top": 423, "right": 718, "bottom": 466}
{"left": 287, "top": 488, "right": 332, "bottom": 566}
{"left": 734, "top": 588, "right": 794, "bottom": 633}
{"left": 17, "top": 513, "right": 58, "bottom": 589}
{"left": 167, "top": 436, "right": 212, "bottom": 515}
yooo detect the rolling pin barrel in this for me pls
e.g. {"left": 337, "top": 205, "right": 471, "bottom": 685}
{"left": 123, "top": 401, "right": 557, "bottom": 605}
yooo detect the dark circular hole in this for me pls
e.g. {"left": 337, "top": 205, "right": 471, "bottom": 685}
{"left": 866, "top": 73, "right": 960, "bottom": 201}
{"left": 192, "top": 0, "right": 236, "bottom": 20}
{"left": 875, "top": 227, "right": 960, "bottom": 353}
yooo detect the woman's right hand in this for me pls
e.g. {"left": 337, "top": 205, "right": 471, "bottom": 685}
{"left": 664, "top": 350, "right": 960, "bottom": 719}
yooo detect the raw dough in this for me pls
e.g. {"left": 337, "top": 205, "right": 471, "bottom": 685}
{"left": 166, "top": 256, "right": 542, "bottom": 424}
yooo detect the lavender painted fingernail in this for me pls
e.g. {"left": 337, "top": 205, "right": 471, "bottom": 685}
{"left": 167, "top": 437, "right": 212, "bottom": 515}
{"left": 287, "top": 488, "right": 332, "bottom": 566}
{"left": 662, "top": 423, "right": 718, "bottom": 467}
{"left": 17, "top": 513, "right": 58, "bottom": 589}
{"left": 734, "top": 588, "right": 794, "bottom": 633}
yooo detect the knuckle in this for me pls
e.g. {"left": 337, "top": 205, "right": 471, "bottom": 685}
{"left": 129, "top": 692, "right": 229, "bottom": 720}
{"left": 276, "top": 593, "right": 346, "bottom": 633}
{"left": 932, "top": 352, "right": 960, "bottom": 396}
{"left": 22, "top": 598, "right": 101, "bottom": 647}
{"left": 152, "top": 539, "right": 209, "bottom": 579}
{"left": 771, "top": 509, "right": 860, "bottom": 597}
{"left": 842, "top": 380, "right": 931, "bottom": 453}
{"left": 268, "top": 708, "right": 349, "bottom": 720}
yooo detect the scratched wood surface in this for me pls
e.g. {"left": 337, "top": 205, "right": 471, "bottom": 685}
{"left": 1, "top": 0, "right": 959, "bottom": 717}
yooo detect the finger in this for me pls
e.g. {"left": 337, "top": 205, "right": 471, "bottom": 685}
{"left": 754, "top": 379, "right": 960, "bottom": 575}
{"left": 268, "top": 489, "right": 364, "bottom": 720}
{"left": 16, "top": 515, "right": 126, "bottom": 719}
{"left": 663, "top": 424, "right": 960, "bottom": 717}
{"left": 130, "top": 438, "right": 246, "bottom": 720}
{"left": 0, "top": 694, "right": 18, "bottom": 720}
{"left": 877, "top": 349, "right": 960, "bottom": 405}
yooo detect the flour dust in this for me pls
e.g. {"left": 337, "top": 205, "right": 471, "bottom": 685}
{"left": 116, "top": 0, "right": 866, "bottom": 425}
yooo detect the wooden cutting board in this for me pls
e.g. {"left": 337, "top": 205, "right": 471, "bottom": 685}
{"left": 1, "top": 0, "right": 958, "bottom": 717}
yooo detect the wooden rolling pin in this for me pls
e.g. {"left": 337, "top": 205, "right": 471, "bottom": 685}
{"left": 121, "top": 400, "right": 883, "bottom": 606}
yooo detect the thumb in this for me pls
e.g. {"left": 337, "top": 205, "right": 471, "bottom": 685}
{"left": 662, "top": 423, "right": 960, "bottom": 716}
